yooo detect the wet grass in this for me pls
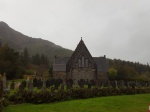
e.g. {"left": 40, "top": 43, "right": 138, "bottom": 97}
{"left": 3, "top": 93, "right": 150, "bottom": 112}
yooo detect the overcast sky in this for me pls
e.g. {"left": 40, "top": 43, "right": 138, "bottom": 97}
{"left": 0, "top": 0, "right": 150, "bottom": 64}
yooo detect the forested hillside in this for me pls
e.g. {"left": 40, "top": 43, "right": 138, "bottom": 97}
{"left": 107, "top": 59, "right": 150, "bottom": 81}
{"left": 0, "top": 21, "right": 73, "bottom": 63}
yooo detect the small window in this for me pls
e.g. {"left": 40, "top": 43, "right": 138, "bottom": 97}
{"left": 82, "top": 56, "right": 85, "bottom": 67}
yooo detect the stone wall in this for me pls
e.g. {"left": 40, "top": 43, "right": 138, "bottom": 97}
{"left": 71, "top": 68, "right": 96, "bottom": 84}
{"left": 53, "top": 71, "right": 66, "bottom": 81}
{"left": 97, "top": 72, "right": 108, "bottom": 81}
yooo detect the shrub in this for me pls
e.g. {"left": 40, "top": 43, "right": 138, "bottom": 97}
{"left": 8, "top": 87, "right": 150, "bottom": 104}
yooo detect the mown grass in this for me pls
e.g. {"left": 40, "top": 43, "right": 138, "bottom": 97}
{"left": 3, "top": 93, "right": 150, "bottom": 112}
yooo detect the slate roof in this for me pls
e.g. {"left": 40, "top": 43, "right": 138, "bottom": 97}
{"left": 93, "top": 57, "right": 108, "bottom": 72}
{"left": 54, "top": 57, "right": 69, "bottom": 65}
{"left": 53, "top": 57, "right": 107, "bottom": 72}
{"left": 53, "top": 65, "right": 67, "bottom": 72}
{"left": 53, "top": 57, "right": 69, "bottom": 72}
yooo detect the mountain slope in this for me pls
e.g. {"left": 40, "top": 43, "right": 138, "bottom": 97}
{"left": 0, "top": 21, "right": 73, "bottom": 62}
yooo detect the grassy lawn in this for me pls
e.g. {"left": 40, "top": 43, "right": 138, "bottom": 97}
{"left": 3, "top": 93, "right": 150, "bottom": 112}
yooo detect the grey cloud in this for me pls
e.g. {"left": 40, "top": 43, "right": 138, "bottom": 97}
{"left": 1, "top": 0, "right": 150, "bottom": 64}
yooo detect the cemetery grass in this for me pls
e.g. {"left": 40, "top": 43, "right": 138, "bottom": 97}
{"left": 3, "top": 93, "right": 150, "bottom": 112}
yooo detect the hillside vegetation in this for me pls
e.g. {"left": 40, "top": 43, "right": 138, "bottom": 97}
{"left": 0, "top": 21, "right": 73, "bottom": 63}
{"left": 107, "top": 59, "right": 150, "bottom": 81}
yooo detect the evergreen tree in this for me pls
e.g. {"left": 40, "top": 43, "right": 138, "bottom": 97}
{"left": 22, "top": 47, "right": 30, "bottom": 67}
{"left": 0, "top": 44, "right": 20, "bottom": 79}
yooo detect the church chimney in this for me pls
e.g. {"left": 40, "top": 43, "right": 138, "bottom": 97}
{"left": 104, "top": 55, "right": 106, "bottom": 59}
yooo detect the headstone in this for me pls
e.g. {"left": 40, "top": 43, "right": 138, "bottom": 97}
{"left": 66, "top": 81, "right": 71, "bottom": 90}
{"left": 118, "top": 80, "right": 125, "bottom": 88}
{"left": 148, "top": 81, "right": 150, "bottom": 87}
{"left": 130, "top": 81, "right": 136, "bottom": 89}
{"left": 87, "top": 82, "right": 92, "bottom": 89}
{"left": 74, "top": 80, "right": 78, "bottom": 88}
{"left": 46, "top": 79, "right": 50, "bottom": 88}
{"left": 111, "top": 81, "right": 117, "bottom": 88}
{"left": 90, "top": 80, "right": 96, "bottom": 86}
{"left": 60, "top": 84, "right": 64, "bottom": 90}
{"left": 37, "top": 79, "right": 43, "bottom": 89}
{"left": 51, "top": 87, "right": 55, "bottom": 92}
{"left": 99, "top": 82, "right": 103, "bottom": 88}
{"left": 21, "top": 80, "right": 26, "bottom": 89}
{"left": 78, "top": 79, "right": 84, "bottom": 88}
{"left": 10, "top": 81, "right": 15, "bottom": 90}
{"left": 42, "top": 86, "right": 46, "bottom": 92}
{"left": 0, "top": 74, "right": 3, "bottom": 96}
{"left": 2, "top": 73, "right": 7, "bottom": 89}
{"left": 28, "top": 80, "right": 33, "bottom": 92}
{"left": 107, "top": 81, "right": 111, "bottom": 88}
{"left": 33, "top": 77, "right": 37, "bottom": 87}
{"left": 127, "top": 81, "right": 131, "bottom": 88}
{"left": 19, "top": 84, "right": 24, "bottom": 92}
{"left": 103, "top": 81, "right": 108, "bottom": 87}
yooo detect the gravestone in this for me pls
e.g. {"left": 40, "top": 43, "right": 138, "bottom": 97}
{"left": 107, "top": 81, "right": 111, "bottom": 88}
{"left": 42, "top": 86, "right": 46, "bottom": 92}
{"left": 19, "top": 84, "right": 24, "bottom": 92}
{"left": 51, "top": 87, "right": 55, "bottom": 92}
{"left": 148, "top": 81, "right": 150, "bottom": 87}
{"left": 78, "top": 79, "right": 84, "bottom": 88}
{"left": 124, "top": 81, "right": 128, "bottom": 87}
{"left": 54, "top": 78, "right": 63, "bottom": 90}
{"left": 28, "top": 80, "right": 33, "bottom": 92}
{"left": 10, "top": 81, "right": 15, "bottom": 90}
{"left": 111, "top": 81, "right": 117, "bottom": 88}
{"left": 37, "top": 79, "right": 43, "bottom": 89}
{"left": 66, "top": 79, "right": 73, "bottom": 90}
{"left": 0, "top": 74, "right": 3, "bottom": 95}
{"left": 2, "top": 73, "right": 7, "bottom": 89}
{"left": 46, "top": 79, "right": 50, "bottom": 88}
{"left": 21, "top": 80, "right": 26, "bottom": 89}
{"left": 90, "top": 80, "right": 96, "bottom": 86}
{"left": 103, "top": 81, "right": 108, "bottom": 87}
{"left": 118, "top": 80, "right": 125, "bottom": 88}
{"left": 87, "top": 80, "right": 92, "bottom": 89}
{"left": 60, "top": 84, "right": 64, "bottom": 90}
{"left": 33, "top": 77, "right": 37, "bottom": 87}
{"left": 99, "top": 82, "right": 103, "bottom": 88}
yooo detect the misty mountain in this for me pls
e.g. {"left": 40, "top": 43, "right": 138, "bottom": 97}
{"left": 0, "top": 21, "right": 73, "bottom": 63}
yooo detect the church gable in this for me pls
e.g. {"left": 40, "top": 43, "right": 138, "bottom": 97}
{"left": 66, "top": 38, "right": 96, "bottom": 71}
{"left": 52, "top": 38, "right": 108, "bottom": 82}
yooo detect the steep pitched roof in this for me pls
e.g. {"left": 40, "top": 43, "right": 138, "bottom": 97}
{"left": 66, "top": 38, "right": 96, "bottom": 71}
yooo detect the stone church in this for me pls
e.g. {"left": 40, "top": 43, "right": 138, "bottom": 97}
{"left": 53, "top": 38, "right": 108, "bottom": 84}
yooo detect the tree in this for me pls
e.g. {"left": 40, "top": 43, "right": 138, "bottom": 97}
{"left": 108, "top": 68, "right": 117, "bottom": 80}
{"left": 0, "top": 45, "right": 20, "bottom": 79}
{"left": 21, "top": 47, "right": 30, "bottom": 67}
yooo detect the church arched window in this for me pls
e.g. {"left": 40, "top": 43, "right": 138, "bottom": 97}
{"left": 78, "top": 59, "right": 81, "bottom": 67}
{"left": 82, "top": 56, "right": 85, "bottom": 67}
{"left": 85, "top": 59, "right": 88, "bottom": 67}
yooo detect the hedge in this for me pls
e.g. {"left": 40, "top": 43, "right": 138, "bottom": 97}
{"left": 8, "top": 87, "right": 150, "bottom": 104}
